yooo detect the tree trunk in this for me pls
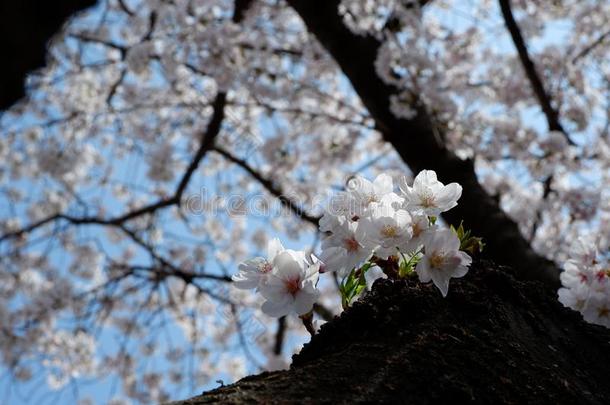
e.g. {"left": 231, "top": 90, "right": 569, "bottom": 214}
{"left": 286, "top": 0, "right": 560, "bottom": 287}
{"left": 0, "top": 0, "right": 96, "bottom": 110}
{"left": 170, "top": 260, "right": 610, "bottom": 404}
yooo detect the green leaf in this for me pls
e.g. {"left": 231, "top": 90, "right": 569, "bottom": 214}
{"left": 450, "top": 221, "right": 484, "bottom": 255}
{"left": 340, "top": 262, "right": 374, "bottom": 308}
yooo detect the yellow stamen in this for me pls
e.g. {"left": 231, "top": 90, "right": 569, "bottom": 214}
{"left": 412, "top": 223, "right": 423, "bottom": 238}
{"left": 381, "top": 225, "right": 399, "bottom": 238}
{"left": 420, "top": 193, "right": 436, "bottom": 208}
{"left": 429, "top": 252, "right": 446, "bottom": 269}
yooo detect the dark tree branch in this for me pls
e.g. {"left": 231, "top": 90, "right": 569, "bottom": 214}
{"left": 68, "top": 33, "right": 127, "bottom": 56}
{"left": 274, "top": 316, "right": 286, "bottom": 355}
{"left": 287, "top": 0, "right": 560, "bottom": 287}
{"left": 117, "top": 0, "right": 135, "bottom": 16}
{"left": 498, "top": 0, "right": 576, "bottom": 243}
{"left": 233, "top": 0, "right": 255, "bottom": 23}
{"left": 498, "top": 0, "right": 574, "bottom": 145}
{"left": 212, "top": 146, "right": 321, "bottom": 226}
{"left": 572, "top": 28, "right": 610, "bottom": 64}
{"left": 313, "top": 303, "right": 334, "bottom": 322}
{"left": 0, "top": 92, "right": 226, "bottom": 242}
{"left": 529, "top": 175, "right": 553, "bottom": 242}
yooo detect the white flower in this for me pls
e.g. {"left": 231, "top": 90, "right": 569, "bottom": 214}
{"left": 560, "top": 260, "right": 593, "bottom": 290}
{"left": 558, "top": 283, "right": 589, "bottom": 312}
{"left": 320, "top": 191, "right": 354, "bottom": 232}
{"left": 415, "top": 229, "right": 472, "bottom": 297}
{"left": 346, "top": 173, "right": 403, "bottom": 217}
{"left": 405, "top": 214, "right": 432, "bottom": 253}
{"left": 320, "top": 220, "right": 372, "bottom": 277}
{"left": 582, "top": 292, "right": 610, "bottom": 328}
{"left": 558, "top": 239, "right": 610, "bottom": 329}
{"left": 259, "top": 250, "right": 320, "bottom": 317}
{"left": 399, "top": 170, "right": 462, "bottom": 216}
{"left": 232, "top": 238, "right": 284, "bottom": 290}
{"left": 320, "top": 173, "right": 400, "bottom": 233}
{"left": 364, "top": 266, "right": 387, "bottom": 291}
{"left": 569, "top": 237, "right": 598, "bottom": 267}
{"left": 356, "top": 197, "right": 413, "bottom": 259}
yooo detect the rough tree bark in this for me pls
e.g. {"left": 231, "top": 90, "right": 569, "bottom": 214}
{"left": 0, "top": 0, "right": 97, "bottom": 110}
{"left": 286, "top": 0, "right": 560, "bottom": 287}
{"left": 171, "top": 260, "right": 610, "bottom": 404}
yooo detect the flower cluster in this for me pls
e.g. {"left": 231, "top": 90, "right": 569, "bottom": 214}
{"left": 234, "top": 170, "right": 477, "bottom": 320}
{"left": 558, "top": 238, "right": 610, "bottom": 327}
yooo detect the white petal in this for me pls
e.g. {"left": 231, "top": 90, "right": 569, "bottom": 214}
{"left": 259, "top": 275, "right": 288, "bottom": 301}
{"left": 414, "top": 170, "right": 438, "bottom": 189}
{"left": 293, "top": 289, "right": 319, "bottom": 315}
{"left": 456, "top": 251, "right": 472, "bottom": 267}
{"left": 267, "top": 238, "right": 284, "bottom": 261}
{"left": 238, "top": 257, "right": 265, "bottom": 272}
{"left": 262, "top": 296, "right": 292, "bottom": 317}
{"left": 373, "top": 173, "right": 394, "bottom": 195}
{"left": 435, "top": 183, "right": 462, "bottom": 211}
{"left": 450, "top": 264, "right": 469, "bottom": 279}
{"left": 415, "top": 260, "right": 431, "bottom": 282}
{"left": 397, "top": 175, "right": 414, "bottom": 199}
{"left": 232, "top": 274, "right": 261, "bottom": 290}
{"left": 426, "top": 229, "right": 460, "bottom": 253}
{"left": 320, "top": 247, "right": 349, "bottom": 274}
{"left": 430, "top": 270, "right": 450, "bottom": 297}
{"left": 273, "top": 251, "right": 305, "bottom": 280}
{"left": 365, "top": 266, "right": 387, "bottom": 291}
{"left": 394, "top": 209, "right": 412, "bottom": 229}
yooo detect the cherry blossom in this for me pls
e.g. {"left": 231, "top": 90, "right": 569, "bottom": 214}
{"left": 399, "top": 170, "right": 463, "bottom": 217}
{"left": 356, "top": 196, "right": 413, "bottom": 259}
{"left": 0, "top": 0, "right": 607, "bottom": 400}
{"left": 320, "top": 220, "right": 373, "bottom": 276}
{"left": 233, "top": 238, "right": 284, "bottom": 290}
{"left": 405, "top": 213, "right": 432, "bottom": 253}
{"left": 259, "top": 250, "right": 321, "bottom": 317}
{"left": 416, "top": 229, "right": 472, "bottom": 297}
{"left": 558, "top": 238, "right": 610, "bottom": 328}
{"left": 347, "top": 173, "right": 397, "bottom": 214}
